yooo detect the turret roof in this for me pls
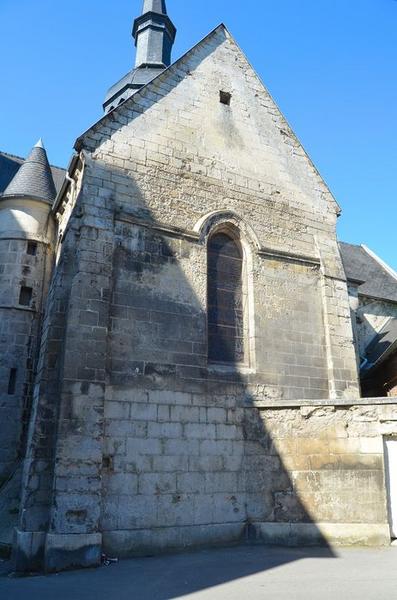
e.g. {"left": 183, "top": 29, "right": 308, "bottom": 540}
{"left": 1, "top": 140, "right": 58, "bottom": 204}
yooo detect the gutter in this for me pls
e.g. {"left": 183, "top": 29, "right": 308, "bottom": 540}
{"left": 52, "top": 153, "right": 80, "bottom": 215}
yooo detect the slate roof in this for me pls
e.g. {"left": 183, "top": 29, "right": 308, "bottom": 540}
{"left": 339, "top": 242, "right": 397, "bottom": 304}
{"left": 104, "top": 66, "right": 165, "bottom": 109}
{"left": 339, "top": 242, "right": 397, "bottom": 373}
{"left": 0, "top": 148, "right": 65, "bottom": 202}
{"left": 362, "top": 318, "right": 397, "bottom": 372}
{"left": 103, "top": 0, "right": 176, "bottom": 113}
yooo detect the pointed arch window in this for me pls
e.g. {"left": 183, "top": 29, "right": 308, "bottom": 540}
{"left": 207, "top": 231, "right": 245, "bottom": 364}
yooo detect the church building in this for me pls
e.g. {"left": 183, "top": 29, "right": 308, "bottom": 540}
{"left": 1, "top": 0, "right": 397, "bottom": 572}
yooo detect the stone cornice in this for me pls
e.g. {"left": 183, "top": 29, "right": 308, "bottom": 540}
{"left": 115, "top": 210, "right": 321, "bottom": 267}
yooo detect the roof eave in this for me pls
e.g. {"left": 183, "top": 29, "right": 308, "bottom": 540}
{"left": 75, "top": 23, "right": 228, "bottom": 152}
{"left": 0, "top": 193, "right": 54, "bottom": 205}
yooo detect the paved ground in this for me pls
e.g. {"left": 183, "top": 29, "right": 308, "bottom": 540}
{"left": 1, "top": 545, "right": 397, "bottom": 600}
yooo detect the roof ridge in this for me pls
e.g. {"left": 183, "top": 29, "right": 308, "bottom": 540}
{"left": 0, "top": 149, "right": 66, "bottom": 172}
{"left": 0, "top": 150, "right": 24, "bottom": 163}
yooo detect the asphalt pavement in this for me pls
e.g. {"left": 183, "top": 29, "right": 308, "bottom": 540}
{"left": 0, "top": 544, "right": 396, "bottom": 600}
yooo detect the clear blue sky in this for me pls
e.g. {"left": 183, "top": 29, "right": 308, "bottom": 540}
{"left": 1, "top": 0, "right": 396, "bottom": 267}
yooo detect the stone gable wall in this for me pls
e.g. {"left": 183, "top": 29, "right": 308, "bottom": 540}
{"left": 80, "top": 27, "right": 359, "bottom": 398}
{"left": 15, "top": 28, "right": 365, "bottom": 570}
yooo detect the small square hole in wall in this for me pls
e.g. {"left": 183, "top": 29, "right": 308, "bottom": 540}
{"left": 220, "top": 91, "right": 231, "bottom": 106}
{"left": 19, "top": 286, "right": 33, "bottom": 307}
{"left": 8, "top": 368, "right": 17, "bottom": 395}
{"left": 27, "top": 241, "right": 37, "bottom": 256}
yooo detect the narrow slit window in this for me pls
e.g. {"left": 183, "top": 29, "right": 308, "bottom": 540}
{"left": 27, "top": 241, "right": 37, "bottom": 256}
{"left": 8, "top": 368, "right": 17, "bottom": 395}
{"left": 207, "top": 232, "right": 244, "bottom": 364}
{"left": 19, "top": 286, "right": 33, "bottom": 307}
{"left": 220, "top": 91, "right": 231, "bottom": 106}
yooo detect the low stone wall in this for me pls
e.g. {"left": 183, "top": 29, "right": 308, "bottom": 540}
{"left": 14, "top": 392, "right": 397, "bottom": 571}
{"left": 251, "top": 399, "right": 396, "bottom": 546}
{"left": 101, "top": 393, "right": 396, "bottom": 557}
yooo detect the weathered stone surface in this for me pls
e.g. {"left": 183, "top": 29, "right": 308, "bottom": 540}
{"left": 8, "top": 20, "right": 396, "bottom": 574}
{"left": 0, "top": 190, "right": 57, "bottom": 553}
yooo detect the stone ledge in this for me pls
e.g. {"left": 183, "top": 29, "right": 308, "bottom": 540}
{"left": 103, "top": 523, "right": 246, "bottom": 558}
{"left": 0, "top": 305, "right": 36, "bottom": 313}
{"left": 249, "top": 522, "right": 391, "bottom": 547}
{"left": 115, "top": 210, "right": 323, "bottom": 268}
{"left": 12, "top": 530, "right": 102, "bottom": 573}
{"left": 253, "top": 397, "right": 397, "bottom": 409}
{"left": 0, "top": 232, "right": 51, "bottom": 244}
{"left": 45, "top": 532, "right": 102, "bottom": 573}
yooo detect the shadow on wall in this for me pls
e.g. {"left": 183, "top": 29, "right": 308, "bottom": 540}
{"left": 97, "top": 161, "right": 335, "bottom": 576}
{"left": 17, "top": 26, "right": 337, "bottom": 579}
{"left": 15, "top": 155, "right": 337, "bottom": 582}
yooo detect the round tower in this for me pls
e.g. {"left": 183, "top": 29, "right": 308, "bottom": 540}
{"left": 0, "top": 140, "right": 57, "bottom": 482}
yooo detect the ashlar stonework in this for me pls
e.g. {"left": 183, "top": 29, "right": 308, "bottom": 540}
{"left": 1, "top": 5, "right": 395, "bottom": 573}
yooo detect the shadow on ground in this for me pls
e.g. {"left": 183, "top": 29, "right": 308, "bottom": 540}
{"left": 0, "top": 544, "right": 340, "bottom": 600}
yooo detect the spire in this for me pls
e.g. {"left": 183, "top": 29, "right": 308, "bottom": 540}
{"left": 133, "top": 0, "right": 176, "bottom": 68}
{"left": 142, "top": 0, "right": 167, "bottom": 14}
{"left": 1, "top": 140, "right": 57, "bottom": 204}
{"left": 103, "top": 1, "right": 177, "bottom": 113}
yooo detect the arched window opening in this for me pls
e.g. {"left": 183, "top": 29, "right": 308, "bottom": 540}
{"left": 207, "top": 231, "right": 245, "bottom": 364}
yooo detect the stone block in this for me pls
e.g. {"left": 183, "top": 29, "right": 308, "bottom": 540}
{"left": 177, "top": 472, "right": 205, "bottom": 494}
{"left": 148, "top": 422, "right": 183, "bottom": 439}
{"left": 164, "top": 439, "right": 200, "bottom": 456}
{"left": 184, "top": 423, "right": 216, "bottom": 440}
{"left": 150, "top": 391, "right": 192, "bottom": 406}
{"left": 126, "top": 437, "right": 162, "bottom": 456}
{"left": 103, "top": 473, "right": 138, "bottom": 495}
{"left": 359, "top": 436, "right": 384, "bottom": 454}
{"left": 102, "top": 523, "right": 246, "bottom": 558}
{"left": 199, "top": 440, "right": 235, "bottom": 456}
{"left": 205, "top": 472, "right": 238, "bottom": 494}
{"left": 138, "top": 473, "right": 176, "bottom": 495}
{"left": 44, "top": 533, "right": 102, "bottom": 573}
{"left": 104, "top": 401, "right": 130, "bottom": 419}
{"left": 170, "top": 405, "right": 200, "bottom": 423}
{"left": 130, "top": 403, "right": 158, "bottom": 421}
{"left": 152, "top": 455, "right": 189, "bottom": 472}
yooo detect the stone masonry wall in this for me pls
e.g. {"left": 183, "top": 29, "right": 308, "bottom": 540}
{"left": 254, "top": 401, "right": 393, "bottom": 546}
{"left": 0, "top": 238, "right": 51, "bottom": 483}
{"left": 79, "top": 25, "right": 359, "bottom": 398}
{"left": 15, "top": 26, "right": 364, "bottom": 570}
{"left": 101, "top": 394, "right": 394, "bottom": 555}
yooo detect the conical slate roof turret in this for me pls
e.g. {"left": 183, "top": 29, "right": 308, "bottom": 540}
{"left": 103, "top": 0, "right": 176, "bottom": 113}
{"left": 2, "top": 139, "right": 57, "bottom": 204}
